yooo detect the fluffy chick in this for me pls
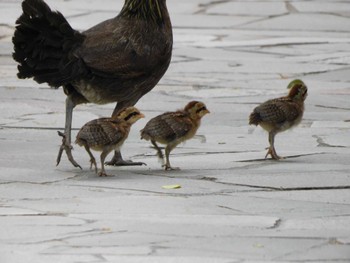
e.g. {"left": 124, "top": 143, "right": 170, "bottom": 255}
{"left": 76, "top": 107, "right": 144, "bottom": 176}
{"left": 249, "top": 79, "right": 308, "bottom": 160}
{"left": 141, "top": 101, "right": 209, "bottom": 170}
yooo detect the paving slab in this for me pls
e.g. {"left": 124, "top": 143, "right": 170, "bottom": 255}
{"left": 1, "top": 0, "right": 350, "bottom": 262}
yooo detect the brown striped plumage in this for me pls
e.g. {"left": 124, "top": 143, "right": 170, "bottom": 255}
{"left": 249, "top": 79, "right": 308, "bottom": 160}
{"left": 141, "top": 101, "right": 209, "bottom": 170}
{"left": 76, "top": 107, "right": 144, "bottom": 176}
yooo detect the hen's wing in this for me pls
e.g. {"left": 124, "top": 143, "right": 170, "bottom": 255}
{"left": 76, "top": 17, "right": 171, "bottom": 78}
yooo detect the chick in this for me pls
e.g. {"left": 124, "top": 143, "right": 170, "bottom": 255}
{"left": 76, "top": 107, "right": 144, "bottom": 176}
{"left": 249, "top": 79, "right": 308, "bottom": 160}
{"left": 141, "top": 101, "right": 210, "bottom": 170}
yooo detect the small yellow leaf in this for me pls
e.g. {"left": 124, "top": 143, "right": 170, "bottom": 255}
{"left": 254, "top": 243, "right": 264, "bottom": 248}
{"left": 162, "top": 184, "right": 181, "bottom": 189}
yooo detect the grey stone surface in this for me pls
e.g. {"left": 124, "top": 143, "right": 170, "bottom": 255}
{"left": 1, "top": 0, "right": 350, "bottom": 262}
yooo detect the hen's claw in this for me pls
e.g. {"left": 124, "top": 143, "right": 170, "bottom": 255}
{"left": 56, "top": 131, "right": 82, "bottom": 169}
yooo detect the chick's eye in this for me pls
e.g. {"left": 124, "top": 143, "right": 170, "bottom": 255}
{"left": 125, "top": 112, "right": 139, "bottom": 121}
{"left": 196, "top": 106, "right": 206, "bottom": 113}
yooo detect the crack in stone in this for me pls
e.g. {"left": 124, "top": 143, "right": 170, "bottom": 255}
{"left": 267, "top": 218, "right": 282, "bottom": 229}
{"left": 195, "top": 0, "right": 230, "bottom": 15}
{"left": 217, "top": 181, "right": 350, "bottom": 192}
{"left": 313, "top": 135, "right": 347, "bottom": 148}
{"left": 66, "top": 182, "right": 262, "bottom": 196}
{"left": 0, "top": 174, "right": 81, "bottom": 186}
{"left": 217, "top": 205, "right": 246, "bottom": 213}
{"left": 238, "top": 152, "right": 327, "bottom": 162}
{"left": 287, "top": 260, "right": 350, "bottom": 262}
{"left": 273, "top": 236, "right": 350, "bottom": 262}
{"left": 0, "top": 125, "right": 80, "bottom": 131}
{"left": 0, "top": 212, "right": 67, "bottom": 217}
{"left": 279, "top": 186, "right": 350, "bottom": 191}
{"left": 200, "top": 176, "right": 217, "bottom": 182}
{"left": 65, "top": 165, "right": 350, "bottom": 194}
{"left": 302, "top": 69, "right": 342, "bottom": 76}
{"left": 285, "top": 1, "right": 299, "bottom": 13}
{"left": 134, "top": 150, "right": 254, "bottom": 159}
{"left": 234, "top": 13, "right": 290, "bottom": 28}
{"left": 148, "top": 244, "right": 170, "bottom": 256}
{"left": 315, "top": 104, "right": 350, "bottom": 111}
{"left": 19, "top": 228, "right": 115, "bottom": 245}
{"left": 133, "top": 171, "right": 350, "bottom": 193}
{"left": 171, "top": 55, "right": 201, "bottom": 64}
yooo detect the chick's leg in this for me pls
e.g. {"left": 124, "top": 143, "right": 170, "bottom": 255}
{"left": 83, "top": 145, "right": 97, "bottom": 174}
{"left": 57, "top": 97, "right": 82, "bottom": 169}
{"left": 265, "top": 131, "right": 283, "bottom": 160}
{"left": 164, "top": 144, "right": 179, "bottom": 171}
{"left": 99, "top": 149, "right": 113, "bottom": 177}
{"left": 151, "top": 140, "right": 164, "bottom": 164}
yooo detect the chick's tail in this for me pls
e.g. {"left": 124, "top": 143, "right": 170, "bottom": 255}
{"left": 249, "top": 111, "right": 261, "bottom": 126}
{"left": 12, "top": 0, "right": 87, "bottom": 87}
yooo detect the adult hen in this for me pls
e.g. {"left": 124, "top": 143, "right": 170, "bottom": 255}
{"left": 12, "top": 0, "right": 173, "bottom": 168}
{"left": 249, "top": 79, "right": 308, "bottom": 160}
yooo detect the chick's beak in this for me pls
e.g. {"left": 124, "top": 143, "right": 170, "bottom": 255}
{"left": 139, "top": 113, "right": 145, "bottom": 118}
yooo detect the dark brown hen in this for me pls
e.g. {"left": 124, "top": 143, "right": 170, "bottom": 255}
{"left": 12, "top": 0, "right": 172, "bottom": 168}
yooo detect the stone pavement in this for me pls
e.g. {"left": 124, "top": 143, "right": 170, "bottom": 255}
{"left": 1, "top": 0, "right": 350, "bottom": 262}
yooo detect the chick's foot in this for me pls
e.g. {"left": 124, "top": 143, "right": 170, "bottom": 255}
{"left": 163, "top": 164, "right": 180, "bottom": 171}
{"left": 265, "top": 147, "right": 284, "bottom": 160}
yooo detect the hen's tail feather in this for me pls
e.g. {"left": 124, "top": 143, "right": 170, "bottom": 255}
{"left": 12, "top": 0, "right": 88, "bottom": 87}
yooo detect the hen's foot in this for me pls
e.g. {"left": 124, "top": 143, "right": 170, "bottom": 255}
{"left": 56, "top": 131, "right": 82, "bottom": 169}
{"left": 105, "top": 154, "right": 146, "bottom": 166}
{"left": 265, "top": 147, "right": 284, "bottom": 160}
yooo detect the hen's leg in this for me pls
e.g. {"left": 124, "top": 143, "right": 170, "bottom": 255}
{"left": 56, "top": 97, "right": 82, "bottom": 169}
{"left": 106, "top": 101, "right": 146, "bottom": 166}
{"left": 106, "top": 100, "right": 146, "bottom": 166}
